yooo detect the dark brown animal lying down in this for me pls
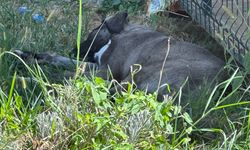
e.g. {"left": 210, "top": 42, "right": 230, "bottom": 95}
{"left": 70, "top": 12, "right": 225, "bottom": 99}
{"left": 15, "top": 12, "right": 225, "bottom": 101}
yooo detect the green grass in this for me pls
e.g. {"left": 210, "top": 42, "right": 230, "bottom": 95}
{"left": 98, "top": 0, "right": 146, "bottom": 14}
{"left": 0, "top": 0, "right": 250, "bottom": 149}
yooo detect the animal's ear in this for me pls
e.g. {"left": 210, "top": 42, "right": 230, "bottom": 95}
{"left": 105, "top": 11, "right": 128, "bottom": 34}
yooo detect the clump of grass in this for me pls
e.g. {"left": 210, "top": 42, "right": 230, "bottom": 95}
{"left": 0, "top": 61, "right": 249, "bottom": 149}
{"left": 98, "top": 0, "right": 146, "bottom": 15}
{"left": 0, "top": 68, "right": 196, "bottom": 149}
{"left": 0, "top": 1, "right": 79, "bottom": 54}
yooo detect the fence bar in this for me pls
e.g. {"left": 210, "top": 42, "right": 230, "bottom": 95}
{"left": 170, "top": 0, "right": 250, "bottom": 64}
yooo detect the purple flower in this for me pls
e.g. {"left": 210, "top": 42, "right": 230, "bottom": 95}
{"left": 18, "top": 6, "right": 31, "bottom": 15}
{"left": 32, "top": 13, "right": 45, "bottom": 23}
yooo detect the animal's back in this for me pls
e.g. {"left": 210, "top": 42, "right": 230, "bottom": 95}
{"left": 101, "top": 24, "right": 225, "bottom": 95}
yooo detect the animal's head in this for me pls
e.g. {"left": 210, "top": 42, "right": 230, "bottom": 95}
{"left": 70, "top": 11, "right": 128, "bottom": 62}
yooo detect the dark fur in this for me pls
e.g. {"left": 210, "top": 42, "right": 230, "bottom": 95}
{"left": 70, "top": 12, "right": 128, "bottom": 62}
{"left": 73, "top": 12, "right": 225, "bottom": 100}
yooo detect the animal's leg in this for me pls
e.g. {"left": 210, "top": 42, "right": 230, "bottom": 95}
{"left": 13, "top": 50, "right": 98, "bottom": 70}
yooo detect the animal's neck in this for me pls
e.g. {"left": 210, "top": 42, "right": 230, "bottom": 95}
{"left": 94, "top": 39, "right": 112, "bottom": 65}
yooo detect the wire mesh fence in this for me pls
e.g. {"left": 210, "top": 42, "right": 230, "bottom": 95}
{"left": 170, "top": 0, "right": 250, "bottom": 63}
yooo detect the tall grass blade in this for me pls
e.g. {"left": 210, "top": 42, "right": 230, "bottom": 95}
{"left": 76, "top": 0, "right": 83, "bottom": 75}
{"left": 213, "top": 101, "right": 250, "bottom": 110}
{"left": 7, "top": 71, "right": 16, "bottom": 108}
{"left": 202, "top": 68, "right": 239, "bottom": 116}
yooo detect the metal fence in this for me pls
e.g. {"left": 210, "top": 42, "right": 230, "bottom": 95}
{"left": 170, "top": 0, "right": 250, "bottom": 63}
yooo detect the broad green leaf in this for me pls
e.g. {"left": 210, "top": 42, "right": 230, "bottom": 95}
{"left": 95, "top": 77, "right": 105, "bottom": 85}
{"left": 99, "top": 91, "right": 107, "bottom": 100}
{"left": 186, "top": 127, "right": 193, "bottom": 134}
{"left": 166, "top": 124, "right": 173, "bottom": 134}
{"left": 91, "top": 86, "right": 101, "bottom": 105}
{"left": 182, "top": 137, "right": 191, "bottom": 144}
{"left": 183, "top": 112, "right": 193, "bottom": 125}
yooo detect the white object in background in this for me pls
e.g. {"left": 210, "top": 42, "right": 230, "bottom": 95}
{"left": 147, "top": 0, "right": 168, "bottom": 16}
